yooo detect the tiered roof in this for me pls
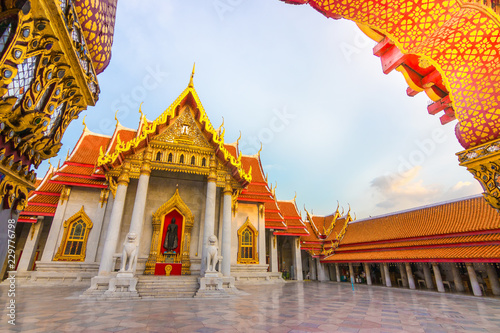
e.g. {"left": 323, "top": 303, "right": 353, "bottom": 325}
{"left": 274, "top": 199, "right": 309, "bottom": 236}
{"left": 322, "top": 196, "right": 500, "bottom": 263}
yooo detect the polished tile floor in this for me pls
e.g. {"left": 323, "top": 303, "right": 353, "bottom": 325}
{"left": 2, "top": 281, "right": 500, "bottom": 332}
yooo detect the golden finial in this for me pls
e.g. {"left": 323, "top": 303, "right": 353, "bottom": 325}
{"left": 257, "top": 142, "right": 263, "bottom": 156}
{"left": 217, "top": 117, "right": 225, "bottom": 137}
{"left": 138, "top": 103, "right": 144, "bottom": 119}
{"left": 265, "top": 172, "right": 268, "bottom": 183}
{"left": 66, "top": 148, "right": 70, "bottom": 160}
{"left": 82, "top": 115, "right": 87, "bottom": 131}
{"left": 114, "top": 110, "right": 120, "bottom": 126}
{"left": 48, "top": 158, "right": 52, "bottom": 168}
{"left": 189, "top": 62, "right": 195, "bottom": 88}
{"left": 293, "top": 191, "right": 297, "bottom": 202}
{"left": 236, "top": 131, "right": 242, "bottom": 145}
{"left": 57, "top": 159, "right": 61, "bottom": 169}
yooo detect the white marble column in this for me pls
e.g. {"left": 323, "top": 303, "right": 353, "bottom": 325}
{"left": 98, "top": 162, "right": 131, "bottom": 275}
{"left": 432, "top": 263, "right": 445, "bottom": 292}
{"left": 466, "top": 263, "right": 482, "bottom": 296}
{"left": 399, "top": 263, "right": 408, "bottom": 288}
{"left": 383, "top": 263, "right": 392, "bottom": 287}
{"left": 269, "top": 232, "right": 278, "bottom": 273}
{"left": 380, "top": 263, "right": 386, "bottom": 286}
{"left": 201, "top": 156, "right": 217, "bottom": 276}
{"left": 16, "top": 217, "right": 44, "bottom": 272}
{"left": 364, "top": 263, "right": 372, "bottom": 285}
{"left": 349, "top": 263, "right": 355, "bottom": 284}
{"left": 451, "top": 263, "right": 465, "bottom": 292}
{"left": 309, "top": 256, "right": 317, "bottom": 280}
{"left": 423, "top": 263, "right": 434, "bottom": 289}
{"left": 128, "top": 150, "right": 152, "bottom": 244}
{"left": 40, "top": 186, "right": 70, "bottom": 262}
{"left": 486, "top": 264, "right": 500, "bottom": 296}
{"left": 221, "top": 176, "right": 232, "bottom": 277}
{"left": 292, "top": 237, "right": 303, "bottom": 281}
{"left": 335, "top": 263, "right": 341, "bottom": 282}
{"left": 86, "top": 189, "right": 110, "bottom": 263}
{"left": 405, "top": 262, "right": 416, "bottom": 290}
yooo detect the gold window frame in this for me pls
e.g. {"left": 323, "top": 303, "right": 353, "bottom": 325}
{"left": 237, "top": 217, "right": 259, "bottom": 264}
{"left": 54, "top": 206, "right": 93, "bottom": 261}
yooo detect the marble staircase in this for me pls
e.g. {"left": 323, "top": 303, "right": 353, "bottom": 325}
{"left": 137, "top": 275, "right": 199, "bottom": 298}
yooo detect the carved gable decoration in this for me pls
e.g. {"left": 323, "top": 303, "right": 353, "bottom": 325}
{"left": 154, "top": 106, "right": 212, "bottom": 149}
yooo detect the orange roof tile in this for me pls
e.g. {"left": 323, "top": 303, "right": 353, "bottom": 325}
{"left": 69, "top": 129, "right": 111, "bottom": 165}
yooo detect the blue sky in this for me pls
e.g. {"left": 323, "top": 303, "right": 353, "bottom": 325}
{"left": 39, "top": 0, "right": 482, "bottom": 219}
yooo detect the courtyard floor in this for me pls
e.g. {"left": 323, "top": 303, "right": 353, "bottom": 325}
{"left": 1, "top": 281, "right": 500, "bottom": 333}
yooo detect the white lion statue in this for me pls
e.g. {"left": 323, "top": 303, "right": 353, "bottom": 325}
{"left": 206, "top": 235, "right": 218, "bottom": 273}
{"left": 120, "top": 232, "right": 138, "bottom": 272}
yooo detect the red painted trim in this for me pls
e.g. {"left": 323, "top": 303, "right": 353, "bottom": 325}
{"left": 321, "top": 258, "right": 500, "bottom": 264}
{"left": 238, "top": 198, "right": 275, "bottom": 203}
{"left": 240, "top": 191, "right": 272, "bottom": 196}
{"left": 336, "top": 241, "right": 500, "bottom": 254}
{"left": 31, "top": 191, "right": 60, "bottom": 196}
{"left": 21, "top": 212, "right": 54, "bottom": 216}
{"left": 266, "top": 226, "right": 287, "bottom": 230}
{"left": 18, "top": 218, "right": 37, "bottom": 223}
{"left": 266, "top": 218, "right": 285, "bottom": 222}
{"left": 55, "top": 172, "right": 106, "bottom": 180}
{"left": 274, "top": 232, "right": 309, "bottom": 236}
{"left": 343, "top": 229, "right": 500, "bottom": 247}
{"left": 28, "top": 202, "right": 58, "bottom": 208}
{"left": 64, "top": 162, "right": 95, "bottom": 168}
{"left": 266, "top": 209, "right": 281, "bottom": 213}
{"left": 48, "top": 180, "right": 108, "bottom": 189}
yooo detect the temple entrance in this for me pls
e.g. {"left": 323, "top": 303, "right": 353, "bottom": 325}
{"left": 145, "top": 189, "right": 194, "bottom": 275}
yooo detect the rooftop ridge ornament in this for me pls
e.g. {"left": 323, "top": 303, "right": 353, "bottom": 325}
{"left": 188, "top": 63, "right": 195, "bottom": 88}
{"left": 114, "top": 110, "right": 120, "bottom": 126}
{"left": 82, "top": 115, "right": 87, "bottom": 132}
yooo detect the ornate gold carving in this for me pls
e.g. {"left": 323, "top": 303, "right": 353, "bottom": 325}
{"left": 53, "top": 206, "right": 93, "bottom": 261}
{"left": 237, "top": 217, "right": 259, "bottom": 264}
{"left": 165, "top": 264, "right": 172, "bottom": 276}
{"left": 97, "top": 85, "right": 252, "bottom": 184}
{"left": 105, "top": 174, "right": 117, "bottom": 198}
{"left": 223, "top": 174, "right": 232, "bottom": 195}
{"left": 259, "top": 203, "right": 265, "bottom": 219}
{"left": 145, "top": 188, "right": 194, "bottom": 275}
{"left": 458, "top": 137, "right": 500, "bottom": 211}
{"left": 208, "top": 155, "right": 217, "bottom": 182}
{"left": 99, "top": 188, "right": 109, "bottom": 208}
{"left": 59, "top": 185, "right": 71, "bottom": 205}
{"left": 140, "top": 146, "right": 152, "bottom": 176}
{"left": 232, "top": 188, "right": 242, "bottom": 216}
{"left": 117, "top": 161, "right": 131, "bottom": 186}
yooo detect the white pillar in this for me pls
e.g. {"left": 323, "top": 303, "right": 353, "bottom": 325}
{"left": 466, "top": 263, "right": 482, "bottom": 296}
{"left": 86, "top": 189, "right": 110, "bottom": 263}
{"left": 405, "top": 262, "right": 416, "bottom": 290}
{"left": 451, "top": 263, "right": 465, "bottom": 292}
{"left": 364, "top": 263, "right": 372, "bottom": 285}
{"left": 486, "top": 264, "right": 500, "bottom": 296}
{"left": 335, "top": 263, "right": 341, "bottom": 282}
{"left": 40, "top": 186, "right": 70, "bottom": 262}
{"left": 269, "top": 232, "right": 278, "bottom": 273}
{"left": 16, "top": 218, "right": 44, "bottom": 272}
{"left": 221, "top": 177, "right": 232, "bottom": 277}
{"left": 349, "top": 263, "right": 355, "bottom": 284}
{"left": 380, "top": 263, "right": 386, "bottom": 286}
{"left": 432, "top": 263, "right": 445, "bottom": 292}
{"left": 310, "top": 256, "right": 317, "bottom": 280}
{"left": 292, "top": 237, "right": 303, "bottom": 281}
{"left": 201, "top": 156, "right": 217, "bottom": 276}
{"left": 98, "top": 162, "right": 130, "bottom": 275}
{"left": 127, "top": 155, "right": 152, "bottom": 274}
{"left": 384, "top": 263, "right": 392, "bottom": 287}
{"left": 423, "top": 263, "right": 434, "bottom": 289}
{"left": 399, "top": 263, "right": 408, "bottom": 288}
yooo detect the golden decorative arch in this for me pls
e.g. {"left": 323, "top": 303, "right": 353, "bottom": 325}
{"left": 237, "top": 217, "right": 259, "bottom": 264}
{"left": 145, "top": 188, "right": 194, "bottom": 275}
{"left": 54, "top": 206, "right": 93, "bottom": 262}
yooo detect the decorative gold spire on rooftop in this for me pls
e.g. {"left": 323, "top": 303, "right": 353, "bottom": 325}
{"left": 188, "top": 63, "right": 195, "bottom": 88}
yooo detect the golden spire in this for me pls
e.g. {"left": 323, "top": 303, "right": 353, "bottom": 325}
{"left": 189, "top": 62, "right": 195, "bottom": 88}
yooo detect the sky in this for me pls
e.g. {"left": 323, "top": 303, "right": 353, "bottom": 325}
{"left": 38, "top": 0, "right": 482, "bottom": 219}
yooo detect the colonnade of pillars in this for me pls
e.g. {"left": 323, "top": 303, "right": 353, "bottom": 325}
{"left": 310, "top": 261, "right": 500, "bottom": 297}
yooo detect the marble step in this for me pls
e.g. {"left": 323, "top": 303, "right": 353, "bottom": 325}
{"left": 136, "top": 276, "right": 199, "bottom": 298}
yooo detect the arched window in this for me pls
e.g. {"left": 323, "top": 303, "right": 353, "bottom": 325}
{"left": 54, "top": 207, "right": 93, "bottom": 261}
{"left": 191, "top": 156, "right": 196, "bottom": 165}
{"left": 179, "top": 154, "right": 184, "bottom": 164}
{"left": 202, "top": 157, "right": 206, "bottom": 167}
{"left": 168, "top": 153, "right": 173, "bottom": 162}
{"left": 237, "top": 218, "right": 258, "bottom": 264}
{"left": 156, "top": 152, "right": 162, "bottom": 161}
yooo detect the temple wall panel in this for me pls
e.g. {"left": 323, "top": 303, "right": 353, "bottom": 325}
{"left": 95, "top": 194, "right": 115, "bottom": 264}
{"left": 233, "top": 202, "right": 260, "bottom": 265}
